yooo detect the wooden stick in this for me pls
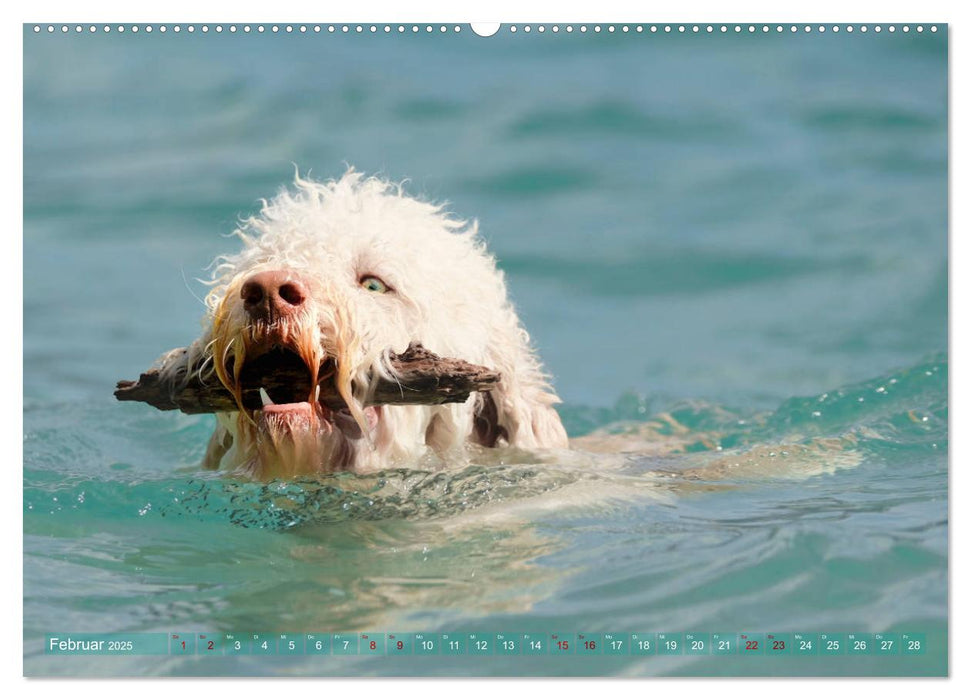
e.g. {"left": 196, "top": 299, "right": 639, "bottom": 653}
{"left": 114, "top": 342, "right": 500, "bottom": 414}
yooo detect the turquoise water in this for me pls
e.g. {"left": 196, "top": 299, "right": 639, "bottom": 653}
{"left": 23, "top": 26, "right": 947, "bottom": 676}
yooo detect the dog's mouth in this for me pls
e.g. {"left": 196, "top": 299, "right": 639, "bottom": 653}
{"left": 238, "top": 346, "right": 323, "bottom": 406}
{"left": 234, "top": 346, "right": 375, "bottom": 439}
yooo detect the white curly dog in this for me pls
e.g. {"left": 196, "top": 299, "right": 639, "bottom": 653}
{"left": 165, "top": 170, "right": 568, "bottom": 478}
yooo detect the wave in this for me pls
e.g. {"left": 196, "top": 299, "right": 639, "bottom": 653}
{"left": 24, "top": 353, "right": 946, "bottom": 531}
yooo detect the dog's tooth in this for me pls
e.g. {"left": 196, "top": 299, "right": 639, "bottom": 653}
{"left": 314, "top": 384, "right": 320, "bottom": 403}
{"left": 259, "top": 387, "right": 273, "bottom": 407}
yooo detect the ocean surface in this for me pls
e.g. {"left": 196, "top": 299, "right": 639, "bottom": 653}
{"left": 23, "top": 25, "right": 948, "bottom": 676}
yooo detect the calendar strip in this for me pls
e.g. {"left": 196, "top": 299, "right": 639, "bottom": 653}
{"left": 45, "top": 632, "right": 926, "bottom": 656}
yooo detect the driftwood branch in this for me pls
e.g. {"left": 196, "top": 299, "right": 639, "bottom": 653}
{"left": 114, "top": 342, "right": 500, "bottom": 415}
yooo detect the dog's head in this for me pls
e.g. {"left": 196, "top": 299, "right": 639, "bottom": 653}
{"left": 169, "top": 170, "right": 567, "bottom": 478}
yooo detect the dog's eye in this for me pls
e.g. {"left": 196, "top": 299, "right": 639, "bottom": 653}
{"left": 360, "top": 275, "right": 389, "bottom": 294}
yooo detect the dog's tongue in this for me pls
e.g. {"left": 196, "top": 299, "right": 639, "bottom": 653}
{"left": 257, "top": 401, "right": 320, "bottom": 435}
{"left": 258, "top": 402, "right": 377, "bottom": 440}
{"left": 260, "top": 401, "right": 317, "bottom": 418}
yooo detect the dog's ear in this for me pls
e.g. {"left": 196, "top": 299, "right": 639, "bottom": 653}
{"left": 473, "top": 376, "right": 568, "bottom": 449}
{"left": 472, "top": 392, "right": 508, "bottom": 447}
{"left": 467, "top": 306, "right": 570, "bottom": 449}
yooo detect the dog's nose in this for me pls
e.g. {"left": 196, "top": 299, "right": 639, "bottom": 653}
{"left": 240, "top": 270, "right": 307, "bottom": 321}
